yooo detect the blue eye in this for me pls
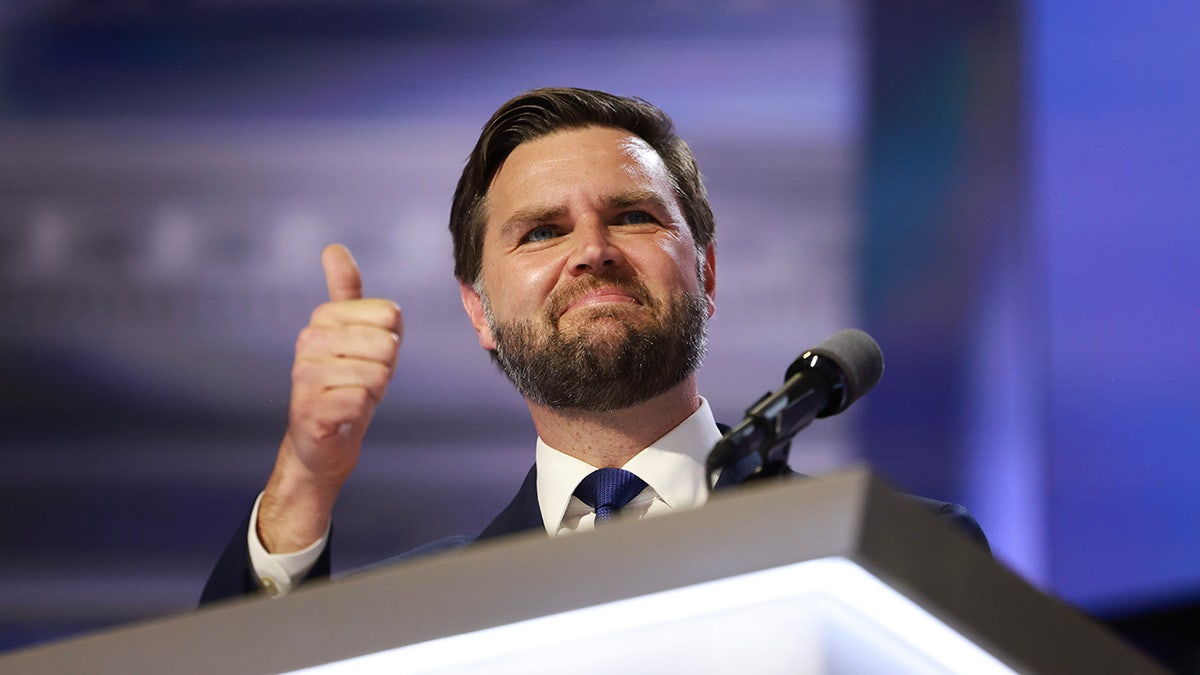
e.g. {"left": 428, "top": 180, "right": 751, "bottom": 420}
{"left": 620, "top": 211, "right": 655, "bottom": 225}
{"left": 523, "top": 225, "right": 557, "bottom": 243}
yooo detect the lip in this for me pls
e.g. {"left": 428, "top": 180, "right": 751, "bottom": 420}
{"left": 559, "top": 287, "right": 643, "bottom": 316}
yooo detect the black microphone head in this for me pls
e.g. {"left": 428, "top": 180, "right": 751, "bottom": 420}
{"left": 793, "top": 328, "right": 884, "bottom": 416}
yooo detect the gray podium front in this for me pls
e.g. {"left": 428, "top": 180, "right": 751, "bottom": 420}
{"left": 0, "top": 468, "right": 1162, "bottom": 674}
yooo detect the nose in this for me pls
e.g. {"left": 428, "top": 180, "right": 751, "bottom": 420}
{"left": 567, "top": 217, "right": 624, "bottom": 274}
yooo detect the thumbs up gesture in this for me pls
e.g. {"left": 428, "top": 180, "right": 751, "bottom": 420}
{"left": 258, "top": 244, "right": 403, "bottom": 553}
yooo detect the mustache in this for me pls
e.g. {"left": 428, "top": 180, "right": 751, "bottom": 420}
{"left": 546, "top": 275, "right": 655, "bottom": 319}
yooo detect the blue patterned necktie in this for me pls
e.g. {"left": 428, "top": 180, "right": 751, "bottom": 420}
{"left": 574, "top": 468, "right": 648, "bottom": 524}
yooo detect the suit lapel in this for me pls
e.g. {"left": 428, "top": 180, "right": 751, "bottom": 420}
{"left": 473, "top": 464, "right": 544, "bottom": 543}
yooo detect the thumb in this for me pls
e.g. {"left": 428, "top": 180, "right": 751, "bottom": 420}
{"left": 322, "top": 244, "right": 363, "bottom": 302}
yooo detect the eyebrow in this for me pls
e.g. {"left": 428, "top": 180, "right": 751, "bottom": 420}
{"left": 501, "top": 205, "right": 569, "bottom": 237}
{"left": 605, "top": 189, "right": 667, "bottom": 211}
{"left": 499, "top": 189, "right": 671, "bottom": 238}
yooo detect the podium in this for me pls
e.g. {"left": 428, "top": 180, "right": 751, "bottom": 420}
{"left": 0, "top": 468, "right": 1162, "bottom": 673}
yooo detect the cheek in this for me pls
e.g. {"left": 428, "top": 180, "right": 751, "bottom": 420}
{"left": 484, "top": 254, "right": 564, "bottom": 318}
{"left": 652, "top": 239, "right": 703, "bottom": 292}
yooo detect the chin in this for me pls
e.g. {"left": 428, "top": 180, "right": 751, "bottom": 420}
{"left": 560, "top": 303, "right": 648, "bottom": 327}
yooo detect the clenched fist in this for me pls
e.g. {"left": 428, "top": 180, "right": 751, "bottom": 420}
{"left": 258, "top": 244, "right": 402, "bottom": 553}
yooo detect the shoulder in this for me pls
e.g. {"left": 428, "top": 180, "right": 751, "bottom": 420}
{"left": 773, "top": 469, "right": 990, "bottom": 553}
{"left": 905, "top": 494, "right": 991, "bottom": 553}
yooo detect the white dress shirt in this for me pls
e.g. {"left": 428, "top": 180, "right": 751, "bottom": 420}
{"left": 248, "top": 397, "right": 723, "bottom": 595}
{"left": 536, "top": 397, "right": 722, "bottom": 536}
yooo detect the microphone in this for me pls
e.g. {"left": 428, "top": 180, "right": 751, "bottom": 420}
{"left": 706, "top": 329, "right": 884, "bottom": 486}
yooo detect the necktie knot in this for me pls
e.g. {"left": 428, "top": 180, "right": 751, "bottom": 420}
{"left": 573, "top": 468, "right": 648, "bottom": 524}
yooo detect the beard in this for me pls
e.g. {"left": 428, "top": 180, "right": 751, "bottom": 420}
{"left": 483, "top": 276, "right": 709, "bottom": 412}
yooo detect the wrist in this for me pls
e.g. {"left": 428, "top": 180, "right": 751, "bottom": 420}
{"left": 257, "top": 438, "right": 344, "bottom": 554}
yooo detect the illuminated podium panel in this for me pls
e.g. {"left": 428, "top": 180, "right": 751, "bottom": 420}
{"left": 0, "top": 468, "right": 1163, "bottom": 674}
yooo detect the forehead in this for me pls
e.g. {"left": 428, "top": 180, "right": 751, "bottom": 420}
{"left": 484, "top": 126, "right": 674, "bottom": 221}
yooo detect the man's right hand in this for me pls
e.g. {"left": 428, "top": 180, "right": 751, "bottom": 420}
{"left": 257, "top": 244, "right": 403, "bottom": 554}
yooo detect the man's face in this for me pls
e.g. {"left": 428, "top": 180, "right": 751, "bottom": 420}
{"left": 459, "top": 125, "right": 717, "bottom": 410}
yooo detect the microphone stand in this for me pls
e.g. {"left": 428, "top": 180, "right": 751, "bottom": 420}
{"left": 706, "top": 351, "right": 846, "bottom": 488}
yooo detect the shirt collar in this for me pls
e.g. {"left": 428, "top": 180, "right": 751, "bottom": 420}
{"left": 535, "top": 397, "right": 723, "bottom": 536}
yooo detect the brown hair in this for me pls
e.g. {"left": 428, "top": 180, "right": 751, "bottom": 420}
{"left": 448, "top": 87, "right": 715, "bottom": 284}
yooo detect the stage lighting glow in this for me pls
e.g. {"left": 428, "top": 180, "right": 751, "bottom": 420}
{"left": 290, "top": 556, "right": 1014, "bottom": 674}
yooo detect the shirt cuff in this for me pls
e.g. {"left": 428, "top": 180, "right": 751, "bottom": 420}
{"left": 246, "top": 491, "right": 329, "bottom": 597}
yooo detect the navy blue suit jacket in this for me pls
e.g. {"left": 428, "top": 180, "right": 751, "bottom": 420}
{"left": 199, "top": 465, "right": 987, "bottom": 604}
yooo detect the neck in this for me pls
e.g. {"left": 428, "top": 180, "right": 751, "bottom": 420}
{"left": 526, "top": 378, "right": 702, "bottom": 468}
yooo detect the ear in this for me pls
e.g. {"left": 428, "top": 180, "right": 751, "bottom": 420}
{"left": 701, "top": 242, "right": 717, "bottom": 318}
{"left": 459, "top": 281, "right": 497, "bottom": 351}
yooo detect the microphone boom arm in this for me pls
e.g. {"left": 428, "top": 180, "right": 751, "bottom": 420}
{"left": 706, "top": 330, "right": 881, "bottom": 487}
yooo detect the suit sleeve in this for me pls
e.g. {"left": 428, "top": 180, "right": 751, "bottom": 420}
{"left": 198, "top": 509, "right": 332, "bottom": 605}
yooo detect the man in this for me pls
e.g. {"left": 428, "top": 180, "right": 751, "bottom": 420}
{"left": 201, "top": 87, "right": 984, "bottom": 603}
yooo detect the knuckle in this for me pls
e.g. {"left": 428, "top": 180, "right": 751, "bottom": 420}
{"left": 367, "top": 361, "right": 392, "bottom": 385}
{"left": 291, "top": 357, "right": 321, "bottom": 383}
{"left": 346, "top": 387, "right": 373, "bottom": 410}
{"left": 295, "top": 326, "right": 321, "bottom": 351}
{"left": 309, "top": 419, "right": 338, "bottom": 440}
{"left": 378, "top": 302, "right": 402, "bottom": 329}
